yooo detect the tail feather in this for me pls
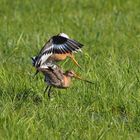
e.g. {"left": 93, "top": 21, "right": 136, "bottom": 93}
{"left": 31, "top": 56, "right": 38, "bottom": 67}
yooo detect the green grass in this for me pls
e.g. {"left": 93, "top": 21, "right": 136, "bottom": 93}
{"left": 0, "top": 0, "right": 140, "bottom": 139}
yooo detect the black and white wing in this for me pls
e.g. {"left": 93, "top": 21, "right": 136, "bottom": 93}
{"left": 34, "top": 33, "right": 83, "bottom": 67}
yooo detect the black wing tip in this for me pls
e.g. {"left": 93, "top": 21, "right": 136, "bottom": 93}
{"left": 75, "top": 41, "right": 84, "bottom": 48}
{"left": 79, "top": 43, "right": 84, "bottom": 47}
{"left": 69, "top": 39, "right": 84, "bottom": 48}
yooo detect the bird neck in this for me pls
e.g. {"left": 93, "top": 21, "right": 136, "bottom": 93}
{"left": 63, "top": 75, "right": 72, "bottom": 88}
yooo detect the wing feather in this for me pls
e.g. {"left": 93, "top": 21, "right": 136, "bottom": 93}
{"left": 34, "top": 34, "right": 84, "bottom": 67}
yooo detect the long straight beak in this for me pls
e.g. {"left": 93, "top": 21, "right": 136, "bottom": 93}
{"left": 74, "top": 74, "right": 94, "bottom": 84}
{"left": 69, "top": 55, "right": 83, "bottom": 70}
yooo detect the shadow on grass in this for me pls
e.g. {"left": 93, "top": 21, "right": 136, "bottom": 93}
{"left": 15, "top": 88, "right": 42, "bottom": 105}
{"left": 0, "top": 86, "right": 44, "bottom": 110}
{"left": 12, "top": 88, "right": 44, "bottom": 110}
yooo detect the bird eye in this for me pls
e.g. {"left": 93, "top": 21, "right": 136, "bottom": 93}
{"left": 69, "top": 71, "right": 74, "bottom": 75}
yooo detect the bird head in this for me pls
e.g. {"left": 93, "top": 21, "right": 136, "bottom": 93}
{"left": 65, "top": 70, "right": 78, "bottom": 78}
{"left": 65, "top": 70, "right": 94, "bottom": 84}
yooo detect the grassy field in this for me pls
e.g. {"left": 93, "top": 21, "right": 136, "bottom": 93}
{"left": 0, "top": 0, "right": 140, "bottom": 139}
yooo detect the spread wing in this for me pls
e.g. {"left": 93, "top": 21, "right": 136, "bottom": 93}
{"left": 34, "top": 34, "right": 83, "bottom": 67}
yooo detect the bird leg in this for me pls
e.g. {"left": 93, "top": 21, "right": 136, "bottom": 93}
{"left": 33, "top": 70, "right": 39, "bottom": 77}
{"left": 69, "top": 54, "right": 82, "bottom": 70}
{"left": 44, "top": 85, "right": 49, "bottom": 96}
{"left": 48, "top": 86, "right": 52, "bottom": 99}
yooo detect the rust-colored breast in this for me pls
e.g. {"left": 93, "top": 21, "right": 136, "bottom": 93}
{"left": 48, "top": 53, "right": 71, "bottom": 62}
{"left": 63, "top": 76, "right": 71, "bottom": 88}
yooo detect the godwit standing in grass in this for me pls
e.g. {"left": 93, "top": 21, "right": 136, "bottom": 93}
{"left": 31, "top": 33, "right": 84, "bottom": 75}
{"left": 37, "top": 64, "right": 94, "bottom": 98}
